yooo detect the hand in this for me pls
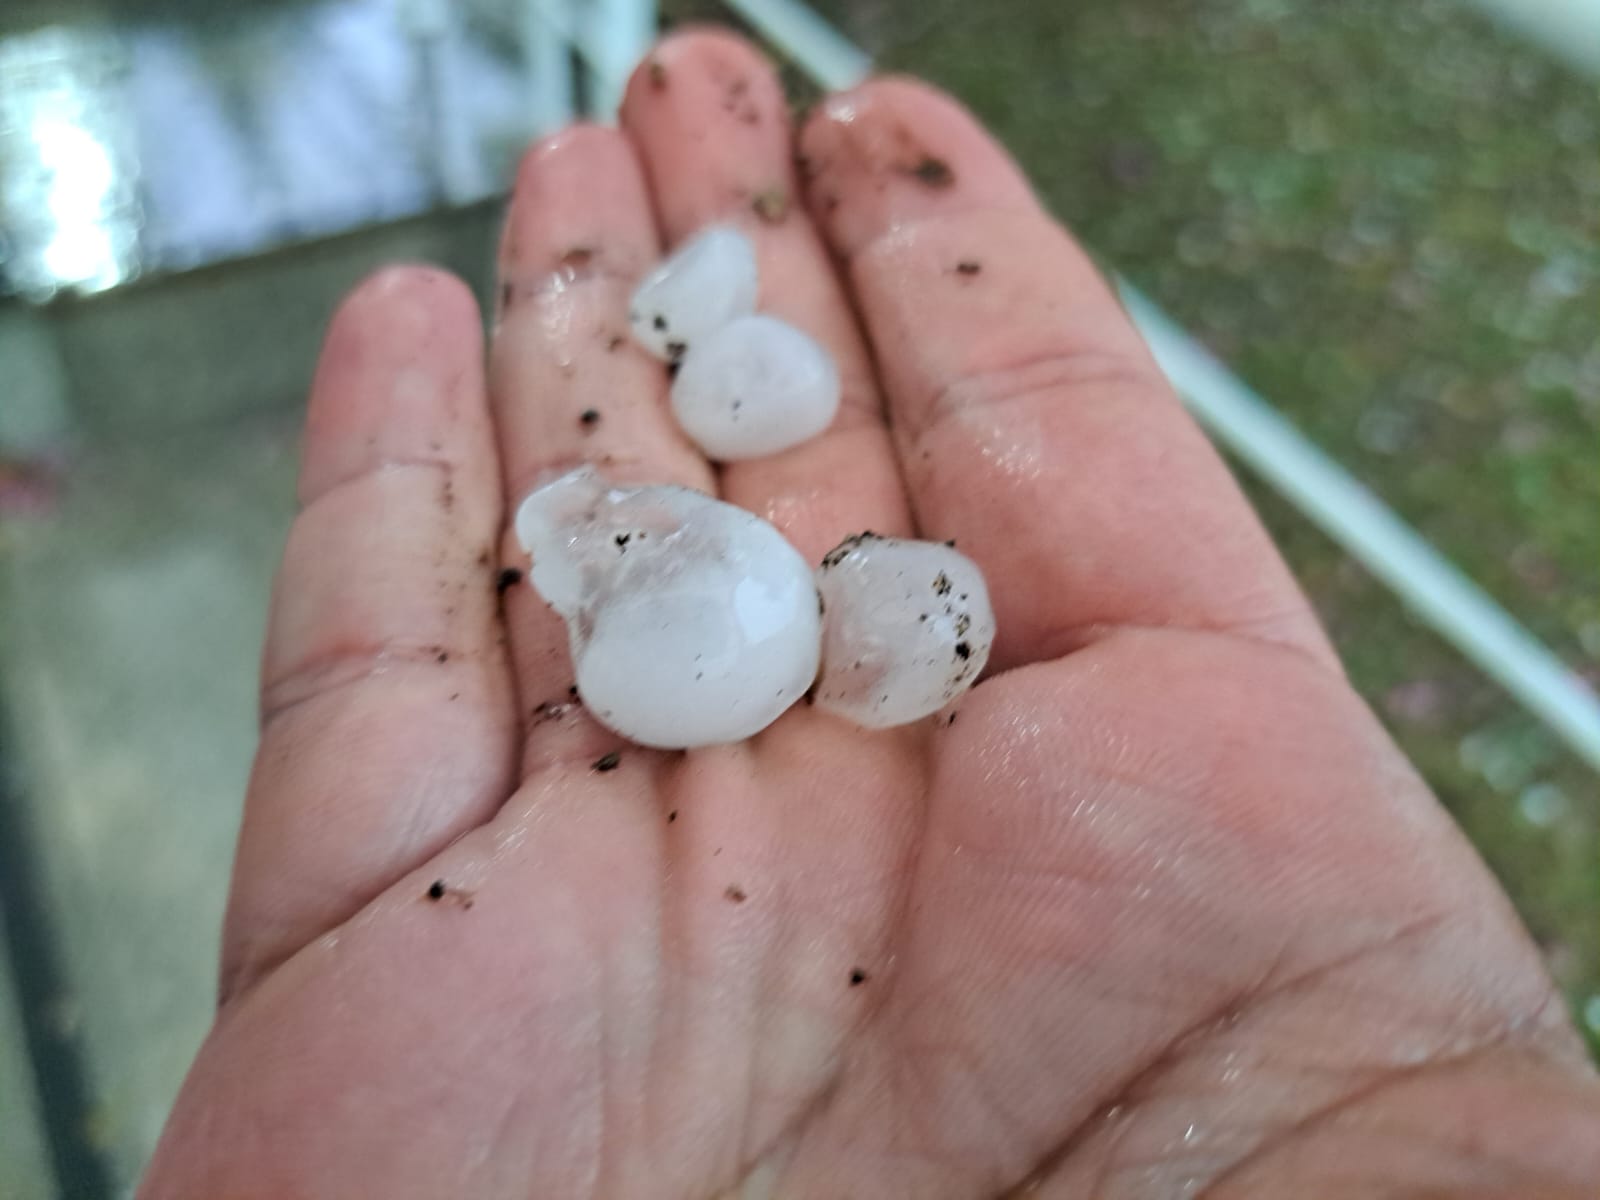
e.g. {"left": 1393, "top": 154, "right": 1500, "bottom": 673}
{"left": 141, "top": 31, "right": 1600, "bottom": 1199}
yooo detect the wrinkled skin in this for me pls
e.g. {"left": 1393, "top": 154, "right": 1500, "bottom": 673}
{"left": 142, "top": 32, "right": 1600, "bottom": 1200}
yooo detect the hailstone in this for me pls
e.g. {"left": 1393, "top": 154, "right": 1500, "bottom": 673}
{"left": 513, "top": 467, "right": 820, "bottom": 748}
{"left": 629, "top": 225, "right": 759, "bottom": 362}
{"left": 813, "top": 534, "right": 996, "bottom": 728}
{"left": 669, "top": 314, "right": 841, "bottom": 461}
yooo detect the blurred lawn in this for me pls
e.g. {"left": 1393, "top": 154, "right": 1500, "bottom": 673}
{"left": 672, "top": 0, "right": 1600, "bottom": 1052}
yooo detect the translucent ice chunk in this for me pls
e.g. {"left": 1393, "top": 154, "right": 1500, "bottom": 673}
{"left": 813, "top": 534, "right": 996, "bottom": 728}
{"left": 669, "top": 314, "right": 840, "bottom": 460}
{"left": 513, "top": 467, "right": 820, "bottom": 748}
{"left": 628, "top": 225, "right": 759, "bottom": 362}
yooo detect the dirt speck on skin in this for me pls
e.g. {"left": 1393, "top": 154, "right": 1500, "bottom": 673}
{"left": 558, "top": 246, "right": 595, "bottom": 274}
{"left": 500, "top": 281, "right": 516, "bottom": 312}
{"left": 724, "top": 884, "right": 747, "bottom": 903}
{"left": 752, "top": 187, "right": 790, "bottom": 223}
{"left": 956, "top": 260, "right": 982, "bottom": 276}
{"left": 648, "top": 57, "right": 667, "bottom": 89}
{"left": 607, "top": 333, "right": 625, "bottom": 352}
{"left": 903, "top": 156, "right": 955, "bottom": 188}
{"left": 580, "top": 408, "right": 601, "bottom": 429}
{"left": 426, "top": 880, "right": 475, "bottom": 909}
{"left": 435, "top": 649, "right": 450, "bottom": 664}
{"left": 496, "top": 566, "right": 523, "bottom": 594}
{"left": 593, "top": 751, "right": 621, "bottom": 773}
{"left": 667, "top": 810, "right": 678, "bottom": 824}
{"left": 849, "top": 968, "right": 868, "bottom": 987}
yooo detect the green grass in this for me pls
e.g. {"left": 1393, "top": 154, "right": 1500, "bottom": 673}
{"left": 672, "top": 0, "right": 1600, "bottom": 1052}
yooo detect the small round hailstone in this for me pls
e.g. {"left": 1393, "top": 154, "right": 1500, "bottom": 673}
{"left": 669, "top": 314, "right": 841, "bottom": 461}
{"left": 813, "top": 533, "right": 996, "bottom": 728}
{"left": 513, "top": 467, "right": 820, "bottom": 749}
{"left": 629, "top": 225, "right": 758, "bottom": 362}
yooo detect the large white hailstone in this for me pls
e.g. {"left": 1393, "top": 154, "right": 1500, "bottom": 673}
{"left": 629, "top": 225, "right": 759, "bottom": 363}
{"left": 669, "top": 314, "right": 841, "bottom": 460}
{"left": 513, "top": 467, "right": 820, "bottom": 748}
{"left": 813, "top": 534, "right": 996, "bottom": 728}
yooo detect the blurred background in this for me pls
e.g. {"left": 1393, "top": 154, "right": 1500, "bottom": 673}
{"left": 0, "top": 0, "right": 1595, "bottom": 1194}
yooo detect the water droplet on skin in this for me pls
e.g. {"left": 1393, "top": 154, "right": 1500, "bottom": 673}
{"left": 514, "top": 468, "right": 819, "bottom": 748}
{"left": 814, "top": 535, "right": 996, "bottom": 728}
{"left": 629, "top": 225, "right": 758, "bottom": 362}
{"left": 671, "top": 314, "right": 840, "bottom": 460}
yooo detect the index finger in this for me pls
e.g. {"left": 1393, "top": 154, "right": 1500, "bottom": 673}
{"left": 798, "top": 79, "right": 1336, "bottom": 671}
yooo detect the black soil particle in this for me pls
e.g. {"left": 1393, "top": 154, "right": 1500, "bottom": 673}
{"left": 427, "top": 880, "right": 446, "bottom": 900}
{"left": 905, "top": 156, "right": 955, "bottom": 188}
{"left": 667, "top": 810, "right": 678, "bottom": 824}
{"left": 955, "top": 260, "right": 982, "bottom": 275}
{"left": 435, "top": 650, "right": 450, "bottom": 664}
{"left": 954, "top": 641, "right": 972, "bottom": 660}
{"left": 580, "top": 408, "right": 601, "bottom": 429}
{"left": 653, "top": 314, "right": 668, "bottom": 331}
{"left": 849, "top": 968, "right": 869, "bottom": 986}
{"left": 665, "top": 339, "right": 688, "bottom": 361}
{"left": 568, "top": 684, "right": 580, "bottom": 698}
{"left": 933, "top": 572, "right": 952, "bottom": 596}
{"left": 593, "top": 751, "right": 621, "bottom": 773}
{"left": 607, "top": 334, "right": 625, "bottom": 352}
{"left": 495, "top": 566, "right": 523, "bottom": 594}
{"left": 724, "top": 884, "right": 747, "bottom": 903}
{"left": 648, "top": 58, "right": 667, "bottom": 88}
{"left": 752, "top": 187, "right": 790, "bottom": 223}
{"left": 820, "top": 530, "right": 881, "bottom": 569}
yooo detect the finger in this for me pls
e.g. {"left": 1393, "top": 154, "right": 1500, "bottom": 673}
{"left": 619, "top": 31, "right": 912, "bottom": 562}
{"left": 491, "top": 126, "right": 713, "bottom": 769}
{"left": 221, "top": 267, "right": 518, "bottom": 1001}
{"left": 798, "top": 80, "right": 1336, "bottom": 670}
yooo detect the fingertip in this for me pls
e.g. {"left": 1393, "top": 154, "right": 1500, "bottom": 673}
{"left": 328, "top": 264, "right": 481, "bottom": 349}
{"left": 499, "top": 123, "right": 656, "bottom": 287}
{"left": 619, "top": 28, "right": 795, "bottom": 241}
{"left": 797, "top": 76, "right": 1038, "bottom": 256}
{"left": 303, "top": 264, "right": 489, "bottom": 506}
{"left": 620, "top": 26, "right": 779, "bottom": 124}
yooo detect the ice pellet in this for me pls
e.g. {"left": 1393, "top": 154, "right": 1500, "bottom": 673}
{"left": 813, "top": 534, "right": 996, "bottom": 728}
{"left": 514, "top": 468, "right": 820, "bottom": 748}
{"left": 628, "top": 225, "right": 758, "bottom": 362}
{"left": 669, "top": 314, "right": 841, "bottom": 460}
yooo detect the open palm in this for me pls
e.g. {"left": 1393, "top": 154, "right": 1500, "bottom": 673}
{"left": 142, "top": 32, "right": 1599, "bottom": 1199}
